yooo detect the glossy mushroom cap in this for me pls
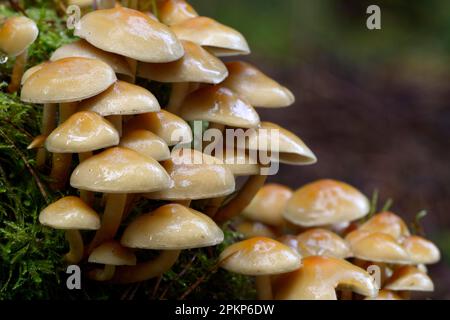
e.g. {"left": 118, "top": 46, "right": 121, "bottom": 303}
{"left": 0, "top": 16, "right": 38, "bottom": 57}
{"left": 88, "top": 241, "right": 137, "bottom": 266}
{"left": 221, "top": 149, "right": 260, "bottom": 177}
{"left": 171, "top": 17, "right": 250, "bottom": 57}
{"left": 70, "top": 147, "right": 170, "bottom": 193}
{"left": 21, "top": 62, "right": 48, "bottom": 85}
{"left": 384, "top": 266, "right": 434, "bottom": 292}
{"left": 274, "top": 256, "right": 378, "bottom": 300}
{"left": 125, "top": 110, "right": 193, "bottom": 146}
{"left": 158, "top": 0, "right": 198, "bottom": 26}
{"left": 137, "top": 41, "right": 228, "bottom": 84}
{"left": 402, "top": 236, "right": 441, "bottom": 265}
{"left": 219, "top": 237, "right": 301, "bottom": 276}
{"left": 222, "top": 61, "right": 295, "bottom": 108}
{"left": 45, "top": 111, "right": 119, "bottom": 153}
{"left": 296, "top": 229, "right": 352, "bottom": 259}
{"left": 75, "top": 7, "right": 184, "bottom": 63}
{"left": 121, "top": 204, "right": 224, "bottom": 250}
{"left": 119, "top": 129, "right": 170, "bottom": 161}
{"left": 284, "top": 180, "right": 370, "bottom": 227}
{"left": 365, "top": 290, "right": 402, "bottom": 300}
{"left": 359, "top": 211, "right": 410, "bottom": 240}
{"left": 180, "top": 86, "right": 260, "bottom": 128}
{"left": 242, "top": 183, "right": 293, "bottom": 227}
{"left": 21, "top": 57, "right": 116, "bottom": 103}
{"left": 39, "top": 196, "right": 100, "bottom": 230}
{"left": 78, "top": 81, "right": 160, "bottom": 116}
{"left": 235, "top": 221, "right": 276, "bottom": 239}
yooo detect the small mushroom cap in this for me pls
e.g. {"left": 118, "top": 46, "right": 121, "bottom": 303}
{"left": 0, "top": 16, "right": 38, "bottom": 57}
{"left": 296, "top": 229, "right": 352, "bottom": 259}
{"left": 119, "top": 129, "right": 171, "bottom": 161}
{"left": 364, "top": 290, "right": 403, "bottom": 300}
{"left": 121, "top": 204, "right": 224, "bottom": 250}
{"left": 125, "top": 110, "right": 193, "bottom": 146}
{"left": 45, "top": 111, "right": 119, "bottom": 153}
{"left": 137, "top": 40, "right": 228, "bottom": 84}
{"left": 39, "top": 196, "right": 100, "bottom": 230}
{"left": 78, "top": 81, "right": 160, "bottom": 116}
{"left": 180, "top": 86, "right": 260, "bottom": 128}
{"left": 145, "top": 149, "right": 235, "bottom": 200}
{"left": 70, "top": 147, "right": 170, "bottom": 193}
{"left": 384, "top": 266, "right": 434, "bottom": 292}
{"left": 50, "top": 40, "right": 133, "bottom": 79}
{"left": 219, "top": 237, "right": 301, "bottom": 276}
{"left": 171, "top": 17, "right": 250, "bottom": 57}
{"left": 274, "top": 256, "right": 378, "bottom": 300}
{"left": 359, "top": 211, "right": 410, "bottom": 240}
{"left": 236, "top": 221, "right": 276, "bottom": 239}
{"left": 158, "top": 0, "right": 198, "bottom": 26}
{"left": 75, "top": 7, "right": 184, "bottom": 63}
{"left": 221, "top": 149, "right": 260, "bottom": 177}
{"left": 27, "top": 135, "right": 47, "bottom": 150}
{"left": 284, "top": 180, "right": 369, "bottom": 227}
{"left": 222, "top": 61, "right": 295, "bottom": 108}
{"left": 242, "top": 183, "right": 293, "bottom": 227}
{"left": 21, "top": 57, "right": 117, "bottom": 103}
{"left": 402, "top": 236, "right": 441, "bottom": 265}
{"left": 88, "top": 241, "right": 137, "bottom": 266}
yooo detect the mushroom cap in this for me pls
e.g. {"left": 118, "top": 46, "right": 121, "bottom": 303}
{"left": 359, "top": 211, "right": 410, "bottom": 240}
{"left": 222, "top": 61, "right": 295, "bottom": 108}
{"left": 74, "top": 7, "right": 184, "bottom": 63}
{"left": 145, "top": 149, "right": 235, "bottom": 200}
{"left": 68, "top": 0, "right": 93, "bottom": 8}
{"left": 78, "top": 81, "right": 160, "bottom": 116}
{"left": 296, "top": 229, "right": 352, "bottom": 259}
{"left": 39, "top": 196, "right": 100, "bottom": 230}
{"left": 119, "top": 129, "right": 171, "bottom": 161}
{"left": 137, "top": 40, "right": 228, "bottom": 84}
{"left": 88, "top": 241, "right": 137, "bottom": 266}
{"left": 121, "top": 204, "right": 224, "bottom": 250}
{"left": 284, "top": 180, "right": 369, "bottom": 227}
{"left": 219, "top": 237, "right": 301, "bottom": 276}
{"left": 21, "top": 62, "right": 49, "bottom": 85}
{"left": 45, "top": 111, "right": 119, "bottom": 153}
{"left": 221, "top": 149, "right": 260, "bottom": 177}
{"left": 242, "top": 183, "right": 293, "bottom": 227}
{"left": 27, "top": 135, "right": 47, "bottom": 150}
{"left": 125, "top": 110, "right": 193, "bottom": 146}
{"left": 235, "top": 221, "right": 276, "bottom": 239}
{"left": 364, "top": 290, "right": 403, "bottom": 300}
{"left": 70, "top": 147, "right": 170, "bottom": 193}
{"left": 158, "top": 0, "right": 198, "bottom": 26}
{"left": 384, "top": 266, "right": 434, "bottom": 292}
{"left": 50, "top": 40, "right": 133, "bottom": 79}
{"left": 180, "top": 86, "right": 260, "bottom": 128}
{"left": 402, "top": 236, "right": 441, "bottom": 265}
{"left": 274, "top": 256, "right": 378, "bottom": 300}
{"left": 21, "top": 57, "right": 117, "bottom": 103}
{"left": 0, "top": 16, "right": 38, "bottom": 57}
{"left": 171, "top": 17, "right": 250, "bottom": 57}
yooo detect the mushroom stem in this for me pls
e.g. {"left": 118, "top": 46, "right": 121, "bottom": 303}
{"left": 36, "top": 103, "right": 57, "bottom": 168}
{"left": 167, "top": 82, "right": 191, "bottom": 114}
{"left": 175, "top": 200, "right": 192, "bottom": 207}
{"left": 205, "top": 196, "right": 226, "bottom": 217}
{"left": 78, "top": 152, "right": 94, "bottom": 205}
{"left": 106, "top": 115, "right": 122, "bottom": 137}
{"left": 64, "top": 229, "right": 84, "bottom": 264}
{"left": 7, "top": 49, "right": 27, "bottom": 93}
{"left": 255, "top": 275, "right": 273, "bottom": 300}
{"left": 215, "top": 174, "right": 268, "bottom": 224}
{"left": 113, "top": 250, "right": 181, "bottom": 284}
{"left": 89, "top": 264, "right": 116, "bottom": 281}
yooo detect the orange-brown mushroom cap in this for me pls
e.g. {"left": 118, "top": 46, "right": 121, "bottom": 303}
{"left": 359, "top": 211, "right": 411, "bottom": 240}
{"left": 0, "top": 16, "right": 38, "bottom": 57}
{"left": 158, "top": 0, "right": 198, "bottom": 26}
{"left": 384, "top": 266, "right": 434, "bottom": 292}
{"left": 402, "top": 236, "right": 441, "bottom": 265}
{"left": 296, "top": 229, "right": 352, "bottom": 259}
{"left": 88, "top": 241, "right": 137, "bottom": 266}
{"left": 119, "top": 129, "right": 171, "bottom": 162}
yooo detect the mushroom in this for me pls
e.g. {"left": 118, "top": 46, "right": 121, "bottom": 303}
{"left": 273, "top": 256, "right": 378, "bottom": 300}
{"left": 359, "top": 211, "right": 411, "bottom": 240}
{"left": 295, "top": 228, "right": 352, "bottom": 259}
{"left": 88, "top": 241, "right": 136, "bottom": 281}
{"left": 119, "top": 129, "right": 171, "bottom": 161}
{"left": 364, "top": 290, "right": 403, "bottom": 300}
{"left": 0, "top": 16, "right": 38, "bottom": 93}
{"left": 114, "top": 203, "right": 224, "bottom": 283}
{"left": 39, "top": 196, "right": 100, "bottom": 264}
{"left": 384, "top": 266, "right": 434, "bottom": 293}
{"left": 235, "top": 220, "right": 277, "bottom": 239}
{"left": 402, "top": 235, "right": 441, "bottom": 265}
{"left": 219, "top": 237, "right": 301, "bottom": 300}
{"left": 158, "top": 0, "right": 198, "bottom": 26}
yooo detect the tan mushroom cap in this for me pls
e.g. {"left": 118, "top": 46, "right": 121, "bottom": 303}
{"left": 121, "top": 204, "right": 224, "bottom": 250}
{"left": 359, "top": 211, "right": 410, "bottom": 239}
{"left": 145, "top": 149, "right": 235, "bottom": 200}
{"left": 78, "top": 81, "right": 160, "bottom": 116}
{"left": 50, "top": 40, "right": 133, "bottom": 79}
{"left": 236, "top": 221, "right": 276, "bottom": 239}
{"left": 39, "top": 196, "right": 100, "bottom": 230}
{"left": 21, "top": 57, "right": 117, "bottom": 103}
{"left": 68, "top": 0, "right": 93, "bottom": 7}
{"left": 21, "top": 62, "right": 48, "bottom": 85}
{"left": 296, "top": 229, "right": 352, "bottom": 259}
{"left": 171, "top": 17, "right": 250, "bottom": 57}
{"left": 70, "top": 147, "right": 170, "bottom": 193}
{"left": 274, "top": 256, "right": 378, "bottom": 300}
{"left": 75, "top": 7, "right": 184, "bottom": 63}
{"left": 384, "top": 266, "right": 434, "bottom": 292}
{"left": 222, "top": 61, "right": 295, "bottom": 108}
{"left": 219, "top": 237, "right": 301, "bottom": 276}
{"left": 125, "top": 110, "right": 193, "bottom": 146}
{"left": 45, "top": 111, "right": 119, "bottom": 153}
{"left": 137, "top": 40, "right": 228, "bottom": 84}
{"left": 364, "top": 290, "right": 403, "bottom": 300}
{"left": 158, "top": 0, "right": 198, "bottom": 26}
{"left": 0, "top": 16, "right": 38, "bottom": 57}
{"left": 242, "top": 183, "right": 293, "bottom": 227}
{"left": 88, "top": 241, "right": 137, "bottom": 266}
{"left": 180, "top": 86, "right": 260, "bottom": 128}
{"left": 221, "top": 149, "right": 260, "bottom": 177}
{"left": 402, "top": 236, "right": 441, "bottom": 265}
{"left": 119, "top": 129, "right": 170, "bottom": 162}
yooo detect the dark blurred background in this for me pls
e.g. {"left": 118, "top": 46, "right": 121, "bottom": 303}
{"left": 192, "top": 0, "right": 450, "bottom": 298}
